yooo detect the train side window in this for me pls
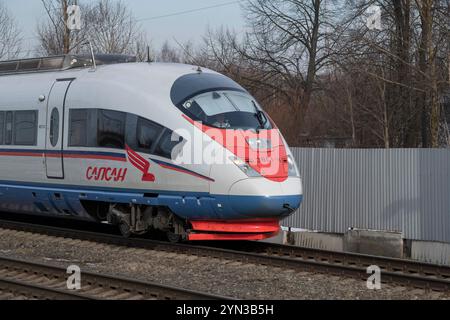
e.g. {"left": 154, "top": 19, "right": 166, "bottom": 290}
{"left": 49, "top": 108, "right": 59, "bottom": 147}
{"left": 153, "top": 129, "right": 184, "bottom": 159}
{"left": 97, "top": 109, "right": 126, "bottom": 149}
{"left": 5, "top": 111, "right": 12, "bottom": 145}
{"left": 69, "top": 109, "right": 97, "bottom": 147}
{"left": 13, "top": 110, "right": 38, "bottom": 146}
{"left": 0, "top": 112, "right": 4, "bottom": 145}
{"left": 136, "top": 117, "right": 164, "bottom": 153}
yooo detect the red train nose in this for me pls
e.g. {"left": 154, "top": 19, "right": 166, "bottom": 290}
{"left": 187, "top": 219, "right": 280, "bottom": 241}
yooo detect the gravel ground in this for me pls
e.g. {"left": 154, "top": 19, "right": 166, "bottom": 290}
{"left": 0, "top": 228, "right": 448, "bottom": 300}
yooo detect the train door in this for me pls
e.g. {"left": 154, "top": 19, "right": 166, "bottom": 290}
{"left": 45, "top": 79, "right": 73, "bottom": 179}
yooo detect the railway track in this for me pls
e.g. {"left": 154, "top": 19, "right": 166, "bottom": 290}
{"left": 217, "top": 241, "right": 450, "bottom": 286}
{"left": 0, "top": 255, "right": 232, "bottom": 300}
{"left": 1, "top": 217, "right": 450, "bottom": 293}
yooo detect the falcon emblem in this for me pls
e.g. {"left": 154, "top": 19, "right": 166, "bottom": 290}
{"left": 125, "top": 145, "right": 156, "bottom": 182}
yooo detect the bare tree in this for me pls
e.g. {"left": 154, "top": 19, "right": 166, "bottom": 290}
{"left": 85, "top": 0, "right": 148, "bottom": 58}
{"left": 200, "top": 0, "right": 335, "bottom": 145}
{"left": 415, "top": 0, "right": 445, "bottom": 147}
{"left": 38, "top": 0, "right": 90, "bottom": 55}
{"left": 0, "top": 1, "right": 21, "bottom": 60}
{"left": 154, "top": 40, "right": 200, "bottom": 64}
{"left": 37, "top": 0, "right": 148, "bottom": 58}
{"left": 320, "top": 0, "right": 449, "bottom": 148}
{"left": 156, "top": 41, "right": 181, "bottom": 63}
{"left": 197, "top": 0, "right": 448, "bottom": 148}
{"left": 242, "top": 0, "right": 333, "bottom": 119}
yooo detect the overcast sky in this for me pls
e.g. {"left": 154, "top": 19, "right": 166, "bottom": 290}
{"left": 3, "top": 0, "right": 246, "bottom": 54}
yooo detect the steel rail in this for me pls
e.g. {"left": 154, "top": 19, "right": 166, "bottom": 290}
{"left": 0, "top": 277, "right": 90, "bottom": 300}
{"left": 218, "top": 241, "right": 450, "bottom": 281}
{"left": 0, "top": 255, "right": 232, "bottom": 300}
{"left": 1, "top": 218, "right": 450, "bottom": 292}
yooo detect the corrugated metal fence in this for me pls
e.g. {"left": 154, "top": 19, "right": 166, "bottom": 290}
{"left": 283, "top": 148, "right": 450, "bottom": 243}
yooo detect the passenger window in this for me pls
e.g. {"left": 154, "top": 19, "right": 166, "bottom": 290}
{"left": 5, "top": 111, "right": 12, "bottom": 145}
{"left": 136, "top": 117, "right": 163, "bottom": 153}
{"left": 154, "top": 129, "right": 184, "bottom": 159}
{"left": 69, "top": 109, "right": 87, "bottom": 146}
{"left": 97, "top": 109, "right": 126, "bottom": 149}
{"left": 0, "top": 112, "right": 4, "bottom": 145}
{"left": 14, "top": 110, "right": 37, "bottom": 146}
{"left": 69, "top": 109, "right": 97, "bottom": 147}
{"left": 49, "top": 108, "right": 59, "bottom": 147}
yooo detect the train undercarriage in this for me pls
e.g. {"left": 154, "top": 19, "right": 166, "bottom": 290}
{"left": 80, "top": 200, "right": 280, "bottom": 242}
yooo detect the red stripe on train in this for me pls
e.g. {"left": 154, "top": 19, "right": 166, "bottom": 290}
{"left": 0, "top": 152, "right": 44, "bottom": 157}
{"left": 0, "top": 151, "right": 126, "bottom": 162}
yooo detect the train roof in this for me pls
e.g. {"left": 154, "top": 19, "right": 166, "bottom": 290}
{"left": 0, "top": 54, "right": 248, "bottom": 116}
{"left": 0, "top": 54, "right": 137, "bottom": 76}
{"left": 0, "top": 54, "right": 222, "bottom": 84}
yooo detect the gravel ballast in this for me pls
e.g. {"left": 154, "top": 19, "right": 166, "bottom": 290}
{"left": 0, "top": 228, "right": 447, "bottom": 300}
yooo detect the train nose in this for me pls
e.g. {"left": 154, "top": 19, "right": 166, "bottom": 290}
{"left": 227, "top": 178, "right": 303, "bottom": 218}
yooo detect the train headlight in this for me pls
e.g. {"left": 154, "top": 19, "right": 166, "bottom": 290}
{"left": 230, "top": 157, "right": 261, "bottom": 177}
{"left": 288, "top": 155, "right": 300, "bottom": 177}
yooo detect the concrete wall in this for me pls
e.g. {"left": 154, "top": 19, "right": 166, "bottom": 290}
{"left": 286, "top": 230, "right": 343, "bottom": 252}
{"left": 281, "top": 229, "right": 450, "bottom": 266}
{"left": 343, "top": 228, "right": 403, "bottom": 258}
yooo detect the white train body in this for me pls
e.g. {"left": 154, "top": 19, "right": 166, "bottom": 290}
{"left": 0, "top": 55, "right": 302, "bottom": 241}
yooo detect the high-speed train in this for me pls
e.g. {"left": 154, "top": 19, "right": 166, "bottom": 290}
{"left": 0, "top": 54, "right": 303, "bottom": 241}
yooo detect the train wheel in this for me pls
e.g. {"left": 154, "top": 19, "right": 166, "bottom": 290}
{"left": 119, "top": 223, "right": 131, "bottom": 238}
{"left": 166, "top": 231, "right": 181, "bottom": 243}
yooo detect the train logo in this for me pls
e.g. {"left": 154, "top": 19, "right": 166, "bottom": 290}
{"left": 126, "top": 145, "right": 156, "bottom": 182}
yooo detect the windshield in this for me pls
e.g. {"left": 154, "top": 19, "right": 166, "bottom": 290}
{"left": 181, "top": 90, "right": 272, "bottom": 130}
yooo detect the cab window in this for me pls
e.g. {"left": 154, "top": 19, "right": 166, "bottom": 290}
{"left": 154, "top": 129, "right": 184, "bottom": 159}
{"left": 136, "top": 117, "right": 163, "bottom": 153}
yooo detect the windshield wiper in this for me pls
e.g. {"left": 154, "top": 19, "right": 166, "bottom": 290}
{"left": 252, "top": 101, "right": 268, "bottom": 130}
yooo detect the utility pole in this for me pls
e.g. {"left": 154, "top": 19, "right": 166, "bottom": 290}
{"left": 63, "top": 0, "right": 70, "bottom": 54}
{"left": 41, "top": 0, "right": 74, "bottom": 54}
{"left": 64, "top": 0, "right": 82, "bottom": 54}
